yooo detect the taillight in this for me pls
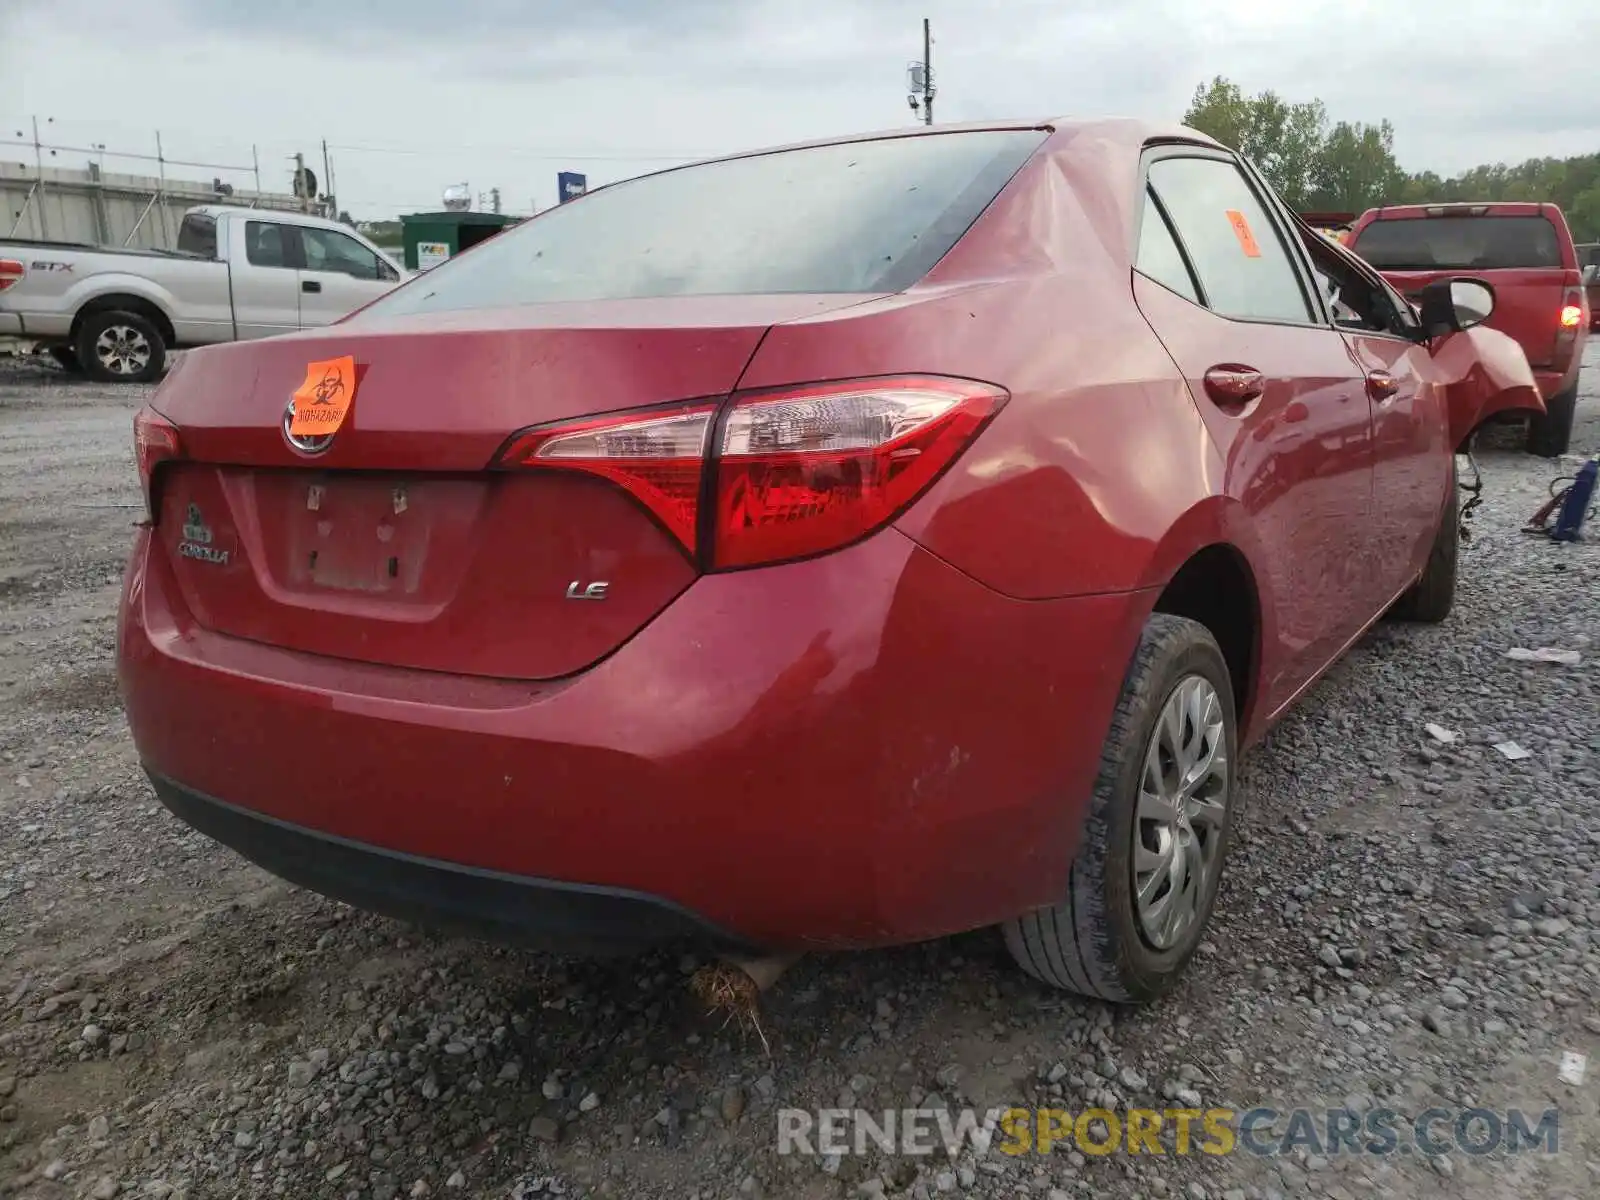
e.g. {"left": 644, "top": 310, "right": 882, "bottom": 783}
{"left": 492, "top": 375, "right": 1006, "bottom": 569}
{"left": 713, "top": 377, "right": 1006, "bottom": 568}
{"left": 133, "top": 406, "right": 182, "bottom": 520}
{"left": 0, "top": 259, "right": 24, "bottom": 293}
{"left": 493, "top": 403, "right": 717, "bottom": 551}
{"left": 1559, "top": 303, "right": 1582, "bottom": 329}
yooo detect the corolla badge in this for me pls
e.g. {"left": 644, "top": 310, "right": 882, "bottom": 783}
{"left": 177, "top": 502, "right": 230, "bottom": 565}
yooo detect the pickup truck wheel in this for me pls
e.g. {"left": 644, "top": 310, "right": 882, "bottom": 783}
{"left": 1001, "top": 614, "right": 1237, "bottom": 1003}
{"left": 76, "top": 309, "right": 166, "bottom": 384}
{"left": 1389, "top": 458, "right": 1458, "bottom": 624}
{"left": 1525, "top": 383, "right": 1576, "bottom": 458}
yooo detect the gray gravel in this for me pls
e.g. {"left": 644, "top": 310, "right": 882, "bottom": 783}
{"left": 1, "top": 347, "right": 1597, "bottom": 1200}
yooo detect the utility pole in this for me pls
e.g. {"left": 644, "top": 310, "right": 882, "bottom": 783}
{"left": 294, "top": 152, "right": 309, "bottom": 213}
{"left": 922, "top": 18, "right": 933, "bottom": 125}
{"left": 906, "top": 20, "right": 935, "bottom": 125}
{"left": 321, "top": 139, "right": 335, "bottom": 218}
{"left": 490, "top": 186, "right": 501, "bottom": 214}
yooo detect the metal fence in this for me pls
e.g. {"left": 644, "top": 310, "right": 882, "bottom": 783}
{"left": 1, "top": 123, "right": 324, "bottom": 250}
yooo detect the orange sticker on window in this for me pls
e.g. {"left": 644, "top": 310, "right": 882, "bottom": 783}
{"left": 1225, "top": 209, "right": 1262, "bottom": 258}
{"left": 288, "top": 356, "right": 356, "bottom": 437}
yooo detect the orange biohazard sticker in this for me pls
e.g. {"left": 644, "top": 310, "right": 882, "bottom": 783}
{"left": 1225, "top": 209, "right": 1262, "bottom": 258}
{"left": 288, "top": 356, "right": 357, "bottom": 437}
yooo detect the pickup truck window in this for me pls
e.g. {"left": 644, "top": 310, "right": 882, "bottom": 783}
{"left": 178, "top": 214, "right": 217, "bottom": 259}
{"left": 1352, "top": 215, "right": 1563, "bottom": 271}
{"left": 246, "top": 221, "right": 293, "bottom": 269}
{"left": 302, "top": 227, "right": 387, "bottom": 281}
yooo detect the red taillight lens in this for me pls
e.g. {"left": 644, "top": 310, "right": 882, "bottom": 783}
{"left": 133, "top": 406, "right": 182, "bottom": 519}
{"left": 713, "top": 376, "right": 1006, "bottom": 568}
{"left": 0, "top": 259, "right": 24, "bottom": 293}
{"left": 493, "top": 404, "right": 716, "bottom": 551}
{"left": 492, "top": 376, "right": 1006, "bottom": 569}
{"left": 1559, "top": 303, "right": 1582, "bottom": 329}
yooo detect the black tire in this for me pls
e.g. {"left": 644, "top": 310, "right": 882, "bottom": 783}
{"left": 74, "top": 308, "right": 167, "bottom": 384}
{"left": 1525, "top": 383, "right": 1577, "bottom": 458}
{"left": 1002, "top": 613, "right": 1238, "bottom": 1003}
{"left": 48, "top": 346, "right": 82, "bottom": 374}
{"left": 1389, "top": 457, "right": 1458, "bottom": 624}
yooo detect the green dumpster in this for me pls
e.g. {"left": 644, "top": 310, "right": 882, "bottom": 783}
{"left": 400, "top": 211, "right": 520, "bottom": 272}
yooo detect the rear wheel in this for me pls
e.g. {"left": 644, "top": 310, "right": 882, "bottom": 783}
{"left": 1389, "top": 457, "right": 1458, "bottom": 624}
{"left": 1002, "top": 614, "right": 1237, "bottom": 1003}
{"left": 1525, "top": 382, "right": 1577, "bottom": 458}
{"left": 75, "top": 308, "right": 167, "bottom": 384}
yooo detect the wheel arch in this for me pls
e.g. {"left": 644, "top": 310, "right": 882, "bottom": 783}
{"left": 1149, "top": 543, "right": 1263, "bottom": 733}
{"left": 71, "top": 293, "right": 177, "bottom": 350}
{"left": 1134, "top": 496, "right": 1272, "bottom": 735}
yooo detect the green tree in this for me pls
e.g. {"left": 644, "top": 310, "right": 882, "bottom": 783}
{"left": 1181, "top": 76, "right": 1600, "bottom": 242}
{"left": 1182, "top": 76, "right": 1327, "bottom": 208}
{"left": 1308, "top": 120, "right": 1408, "bottom": 213}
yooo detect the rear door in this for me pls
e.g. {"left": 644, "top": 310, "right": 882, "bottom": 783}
{"left": 1349, "top": 210, "right": 1569, "bottom": 367}
{"left": 229, "top": 217, "right": 303, "bottom": 338}
{"left": 1133, "top": 149, "right": 1377, "bottom": 710}
{"left": 293, "top": 225, "right": 402, "bottom": 328}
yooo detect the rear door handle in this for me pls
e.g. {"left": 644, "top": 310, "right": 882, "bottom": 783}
{"left": 1367, "top": 371, "right": 1399, "bottom": 401}
{"left": 1203, "top": 365, "right": 1265, "bottom": 406}
{"left": 301, "top": 280, "right": 322, "bottom": 294}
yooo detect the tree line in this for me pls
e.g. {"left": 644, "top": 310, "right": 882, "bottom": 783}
{"left": 1183, "top": 76, "right": 1600, "bottom": 242}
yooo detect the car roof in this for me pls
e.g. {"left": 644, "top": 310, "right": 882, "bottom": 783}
{"left": 187, "top": 204, "right": 360, "bottom": 235}
{"left": 1358, "top": 201, "right": 1558, "bottom": 221}
{"left": 599, "top": 118, "right": 1223, "bottom": 186}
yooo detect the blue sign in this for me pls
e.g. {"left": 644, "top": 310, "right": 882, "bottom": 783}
{"left": 557, "top": 172, "right": 587, "bottom": 203}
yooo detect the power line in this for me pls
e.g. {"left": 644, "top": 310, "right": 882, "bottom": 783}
{"left": 326, "top": 140, "right": 719, "bottom": 163}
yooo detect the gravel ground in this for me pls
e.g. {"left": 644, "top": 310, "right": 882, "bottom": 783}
{"left": 1, "top": 347, "right": 1597, "bottom": 1200}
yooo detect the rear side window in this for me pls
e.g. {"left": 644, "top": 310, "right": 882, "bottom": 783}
{"left": 1135, "top": 193, "right": 1200, "bottom": 303}
{"left": 1147, "top": 157, "right": 1313, "bottom": 324}
{"left": 245, "top": 221, "right": 292, "bottom": 269}
{"left": 357, "top": 129, "right": 1046, "bottom": 317}
{"left": 1352, "top": 216, "right": 1563, "bottom": 270}
{"left": 177, "top": 214, "right": 217, "bottom": 259}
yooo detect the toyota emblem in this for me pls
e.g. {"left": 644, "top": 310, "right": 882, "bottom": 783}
{"left": 282, "top": 398, "right": 337, "bottom": 456}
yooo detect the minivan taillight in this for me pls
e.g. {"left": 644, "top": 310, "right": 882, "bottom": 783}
{"left": 0, "top": 259, "right": 24, "bottom": 293}
{"left": 133, "top": 406, "right": 182, "bottom": 520}
{"left": 492, "top": 376, "right": 1006, "bottom": 569}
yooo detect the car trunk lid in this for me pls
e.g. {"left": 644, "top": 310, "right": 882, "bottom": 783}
{"left": 147, "top": 295, "right": 878, "bottom": 680}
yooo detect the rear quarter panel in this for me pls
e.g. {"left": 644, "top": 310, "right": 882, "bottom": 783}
{"left": 743, "top": 130, "right": 1236, "bottom": 605}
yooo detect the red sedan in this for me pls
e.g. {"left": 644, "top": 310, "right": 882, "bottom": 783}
{"left": 119, "top": 120, "right": 1541, "bottom": 1003}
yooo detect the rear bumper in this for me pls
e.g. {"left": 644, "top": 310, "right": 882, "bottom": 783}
{"left": 1534, "top": 366, "right": 1579, "bottom": 400}
{"left": 119, "top": 524, "right": 1149, "bottom": 952}
{"left": 148, "top": 773, "right": 753, "bottom": 954}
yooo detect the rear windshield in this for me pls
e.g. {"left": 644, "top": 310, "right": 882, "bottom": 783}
{"left": 177, "top": 213, "right": 217, "bottom": 259}
{"left": 1352, "top": 215, "right": 1563, "bottom": 271}
{"left": 357, "top": 129, "right": 1046, "bottom": 317}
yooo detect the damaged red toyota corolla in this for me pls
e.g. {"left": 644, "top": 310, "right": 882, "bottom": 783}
{"left": 118, "top": 120, "right": 1541, "bottom": 1003}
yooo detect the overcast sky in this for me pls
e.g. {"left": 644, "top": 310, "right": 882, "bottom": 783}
{"left": 4, "top": 0, "right": 1597, "bottom": 220}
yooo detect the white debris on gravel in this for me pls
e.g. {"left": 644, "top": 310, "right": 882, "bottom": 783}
{"left": 1, "top": 348, "right": 1598, "bottom": 1200}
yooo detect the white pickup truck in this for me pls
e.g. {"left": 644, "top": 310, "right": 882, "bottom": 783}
{"left": 0, "top": 206, "right": 406, "bottom": 382}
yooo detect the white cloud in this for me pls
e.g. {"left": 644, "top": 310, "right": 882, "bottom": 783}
{"left": 3, "top": 0, "right": 1595, "bottom": 219}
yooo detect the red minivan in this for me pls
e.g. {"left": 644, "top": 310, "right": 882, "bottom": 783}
{"left": 1347, "top": 202, "right": 1589, "bottom": 456}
